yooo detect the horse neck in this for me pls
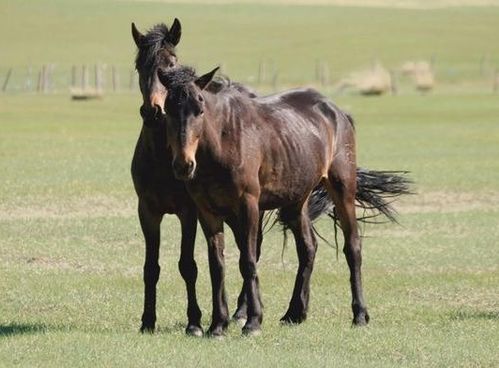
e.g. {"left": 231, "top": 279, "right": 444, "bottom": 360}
{"left": 139, "top": 122, "right": 169, "bottom": 159}
{"left": 198, "top": 92, "right": 228, "bottom": 159}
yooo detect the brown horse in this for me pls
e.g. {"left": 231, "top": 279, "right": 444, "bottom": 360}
{"left": 156, "top": 65, "right": 411, "bottom": 336}
{"left": 131, "top": 20, "right": 327, "bottom": 336}
{"left": 131, "top": 20, "right": 207, "bottom": 336}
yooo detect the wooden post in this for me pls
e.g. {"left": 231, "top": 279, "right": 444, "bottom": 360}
{"left": 95, "top": 64, "right": 101, "bottom": 91}
{"left": 320, "top": 62, "right": 330, "bottom": 87}
{"left": 82, "top": 65, "right": 89, "bottom": 91}
{"left": 315, "top": 59, "right": 321, "bottom": 84}
{"left": 493, "top": 69, "right": 499, "bottom": 94}
{"left": 257, "top": 61, "right": 266, "bottom": 85}
{"left": 25, "top": 66, "right": 33, "bottom": 91}
{"left": 272, "top": 71, "right": 279, "bottom": 91}
{"left": 46, "top": 64, "right": 54, "bottom": 93}
{"left": 71, "top": 65, "right": 77, "bottom": 88}
{"left": 111, "top": 65, "right": 118, "bottom": 92}
{"left": 37, "top": 68, "right": 43, "bottom": 92}
{"left": 2, "top": 68, "right": 12, "bottom": 92}
{"left": 41, "top": 64, "right": 48, "bottom": 93}
{"left": 390, "top": 69, "right": 398, "bottom": 95}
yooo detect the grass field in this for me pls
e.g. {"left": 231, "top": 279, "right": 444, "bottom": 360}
{"left": 1, "top": 1, "right": 499, "bottom": 367}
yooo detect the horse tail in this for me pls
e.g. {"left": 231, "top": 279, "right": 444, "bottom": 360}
{"left": 275, "top": 168, "right": 412, "bottom": 230}
{"left": 354, "top": 168, "right": 413, "bottom": 224}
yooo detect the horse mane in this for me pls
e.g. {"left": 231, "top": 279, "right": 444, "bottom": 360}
{"left": 135, "top": 23, "right": 176, "bottom": 71}
{"left": 161, "top": 65, "right": 258, "bottom": 98}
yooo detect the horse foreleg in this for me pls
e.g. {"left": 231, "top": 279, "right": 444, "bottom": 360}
{"left": 232, "top": 211, "right": 264, "bottom": 324}
{"left": 177, "top": 205, "right": 203, "bottom": 337}
{"left": 199, "top": 211, "right": 229, "bottom": 337}
{"left": 138, "top": 200, "right": 162, "bottom": 333}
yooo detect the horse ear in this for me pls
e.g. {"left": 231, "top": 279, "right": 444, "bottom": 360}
{"left": 195, "top": 67, "right": 219, "bottom": 90}
{"left": 131, "top": 22, "right": 144, "bottom": 47}
{"left": 169, "top": 18, "right": 182, "bottom": 46}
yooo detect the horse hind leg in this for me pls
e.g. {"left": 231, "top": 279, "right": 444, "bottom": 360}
{"left": 232, "top": 211, "right": 264, "bottom": 325}
{"left": 280, "top": 202, "right": 318, "bottom": 324}
{"left": 326, "top": 167, "right": 370, "bottom": 326}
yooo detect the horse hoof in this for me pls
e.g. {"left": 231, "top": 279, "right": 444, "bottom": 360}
{"left": 242, "top": 327, "right": 261, "bottom": 337}
{"left": 185, "top": 325, "right": 203, "bottom": 337}
{"left": 232, "top": 316, "right": 247, "bottom": 327}
{"left": 207, "top": 330, "right": 225, "bottom": 339}
{"left": 280, "top": 313, "right": 306, "bottom": 325}
{"left": 140, "top": 326, "right": 154, "bottom": 334}
{"left": 352, "top": 312, "right": 370, "bottom": 326}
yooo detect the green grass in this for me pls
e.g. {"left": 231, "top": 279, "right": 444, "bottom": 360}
{"left": 1, "top": 92, "right": 498, "bottom": 367}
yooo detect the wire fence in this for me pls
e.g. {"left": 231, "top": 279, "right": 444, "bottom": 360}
{"left": 1, "top": 60, "right": 498, "bottom": 96}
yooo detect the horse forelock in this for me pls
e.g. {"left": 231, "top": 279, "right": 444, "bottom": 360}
{"left": 135, "top": 23, "right": 176, "bottom": 71}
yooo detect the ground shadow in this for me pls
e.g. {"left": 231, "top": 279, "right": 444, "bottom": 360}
{"left": 449, "top": 310, "right": 499, "bottom": 321}
{"left": 0, "top": 323, "right": 50, "bottom": 338}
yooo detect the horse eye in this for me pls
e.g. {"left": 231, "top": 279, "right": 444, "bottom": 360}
{"left": 168, "top": 62, "right": 175, "bottom": 68}
{"left": 198, "top": 95, "right": 204, "bottom": 102}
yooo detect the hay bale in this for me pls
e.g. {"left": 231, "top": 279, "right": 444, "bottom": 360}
{"left": 400, "top": 60, "right": 435, "bottom": 92}
{"left": 70, "top": 87, "right": 103, "bottom": 100}
{"left": 336, "top": 62, "right": 392, "bottom": 96}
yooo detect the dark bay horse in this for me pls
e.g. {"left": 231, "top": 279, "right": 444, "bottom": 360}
{"left": 157, "top": 65, "right": 411, "bottom": 336}
{"left": 131, "top": 20, "right": 206, "bottom": 336}
{"left": 131, "top": 20, "right": 323, "bottom": 336}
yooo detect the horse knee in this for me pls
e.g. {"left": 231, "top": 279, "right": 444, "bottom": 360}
{"left": 178, "top": 258, "right": 197, "bottom": 281}
{"left": 239, "top": 259, "right": 257, "bottom": 281}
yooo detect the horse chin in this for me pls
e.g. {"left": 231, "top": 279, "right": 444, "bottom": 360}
{"left": 173, "top": 168, "right": 196, "bottom": 181}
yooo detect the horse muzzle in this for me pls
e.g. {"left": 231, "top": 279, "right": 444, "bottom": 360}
{"left": 172, "top": 159, "right": 196, "bottom": 181}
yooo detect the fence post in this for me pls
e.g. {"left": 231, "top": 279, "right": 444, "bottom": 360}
{"left": 320, "top": 62, "right": 330, "bottom": 87}
{"left": 95, "top": 64, "right": 101, "bottom": 91}
{"left": 272, "top": 71, "right": 279, "bottom": 91}
{"left": 2, "top": 68, "right": 12, "bottom": 92}
{"left": 390, "top": 69, "right": 398, "bottom": 95}
{"left": 493, "top": 69, "right": 499, "bottom": 94}
{"left": 257, "top": 60, "right": 266, "bottom": 85}
{"left": 82, "top": 65, "right": 89, "bottom": 91}
{"left": 25, "top": 66, "right": 33, "bottom": 91}
{"left": 71, "top": 65, "right": 77, "bottom": 88}
{"left": 112, "top": 65, "right": 118, "bottom": 92}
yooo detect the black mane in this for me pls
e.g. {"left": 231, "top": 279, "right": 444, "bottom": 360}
{"left": 160, "top": 66, "right": 197, "bottom": 91}
{"left": 135, "top": 23, "right": 176, "bottom": 71}
{"left": 159, "top": 65, "right": 258, "bottom": 99}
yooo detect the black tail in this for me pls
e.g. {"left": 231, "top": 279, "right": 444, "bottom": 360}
{"left": 354, "top": 168, "right": 413, "bottom": 223}
{"left": 276, "top": 168, "right": 413, "bottom": 230}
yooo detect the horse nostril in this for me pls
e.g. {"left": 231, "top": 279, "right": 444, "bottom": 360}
{"left": 153, "top": 104, "right": 165, "bottom": 118}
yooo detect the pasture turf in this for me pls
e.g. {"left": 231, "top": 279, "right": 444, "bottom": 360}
{"left": 1, "top": 92, "right": 498, "bottom": 367}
